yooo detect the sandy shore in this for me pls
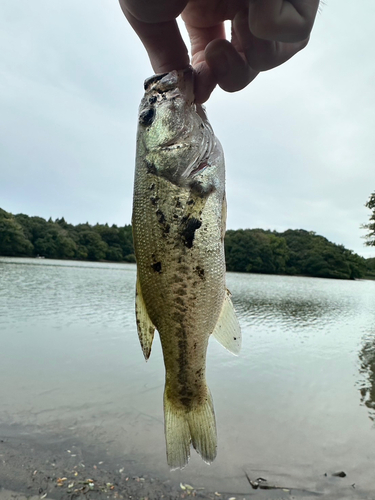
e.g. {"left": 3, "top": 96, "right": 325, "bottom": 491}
{"left": 0, "top": 425, "right": 363, "bottom": 500}
{"left": 0, "top": 426, "right": 254, "bottom": 500}
{"left": 0, "top": 431, "right": 203, "bottom": 500}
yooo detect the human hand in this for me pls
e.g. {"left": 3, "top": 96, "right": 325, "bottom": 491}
{"left": 119, "top": 0, "right": 320, "bottom": 103}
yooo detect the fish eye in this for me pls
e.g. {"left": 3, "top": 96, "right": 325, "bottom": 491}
{"left": 139, "top": 107, "right": 155, "bottom": 127}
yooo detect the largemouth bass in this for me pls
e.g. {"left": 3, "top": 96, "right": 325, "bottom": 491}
{"left": 132, "top": 67, "right": 241, "bottom": 469}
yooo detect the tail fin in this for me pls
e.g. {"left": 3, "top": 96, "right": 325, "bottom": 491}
{"left": 164, "top": 388, "right": 217, "bottom": 470}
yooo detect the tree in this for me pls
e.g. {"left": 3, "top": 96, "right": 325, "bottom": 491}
{"left": 77, "top": 230, "right": 108, "bottom": 261}
{"left": 363, "top": 192, "right": 375, "bottom": 247}
{"left": 0, "top": 209, "right": 33, "bottom": 256}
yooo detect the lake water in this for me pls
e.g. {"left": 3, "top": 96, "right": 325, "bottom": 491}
{"left": 1, "top": 257, "right": 375, "bottom": 498}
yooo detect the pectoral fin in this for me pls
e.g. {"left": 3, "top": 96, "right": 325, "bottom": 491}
{"left": 135, "top": 277, "right": 155, "bottom": 360}
{"left": 212, "top": 289, "right": 241, "bottom": 355}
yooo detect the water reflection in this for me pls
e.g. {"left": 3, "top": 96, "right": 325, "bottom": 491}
{"left": 227, "top": 272, "right": 363, "bottom": 330}
{"left": 358, "top": 328, "right": 375, "bottom": 421}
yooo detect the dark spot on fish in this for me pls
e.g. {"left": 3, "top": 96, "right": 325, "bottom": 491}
{"left": 179, "top": 385, "right": 193, "bottom": 398}
{"left": 187, "top": 199, "right": 194, "bottom": 206}
{"left": 156, "top": 209, "right": 170, "bottom": 235}
{"left": 234, "top": 337, "right": 237, "bottom": 340}
{"left": 178, "top": 340, "right": 187, "bottom": 349}
{"left": 176, "top": 287, "right": 187, "bottom": 297}
{"left": 151, "top": 261, "right": 162, "bottom": 273}
{"left": 179, "top": 380, "right": 194, "bottom": 407}
{"left": 193, "top": 342, "right": 197, "bottom": 350}
{"left": 139, "top": 107, "right": 155, "bottom": 127}
{"left": 176, "top": 199, "right": 182, "bottom": 209}
{"left": 173, "top": 214, "right": 179, "bottom": 219}
{"left": 173, "top": 311, "right": 184, "bottom": 323}
{"left": 148, "top": 95, "right": 157, "bottom": 105}
{"left": 180, "top": 397, "right": 191, "bottom": 408}
{"left": 156, "top": 209, "right": 165, "bottom": 224}
{"left": 149, "top": 183, "right": 155, "bottom": 191}
{"left": 195, "top": 266, "right": 205, "bottom": 280}
{"left": 145, "top": 160, "right": 157, "bottom": 175}
{"left": 172, "top": 274, "right": 184, "bottom": 283}
{"left": 180, "top": 216, "right": 202, "bottom": 248}
{"left": 177, "top": 336, "right": 188, "bottom": 389}
{"left": 150, "top": 196, "right": 159, "bottom": 206}
{"left": 175, "top": 297, "right": 184, "bottom": 306}
{"left": 178, "top": 264, "right": 190, "bottom": 274}
{"left": 189, "top": 179, "right": 215, "bottom": 197}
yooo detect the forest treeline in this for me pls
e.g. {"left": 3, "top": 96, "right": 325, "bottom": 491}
{"left": 1, "top": 207, "right": 374, "bottom": 280}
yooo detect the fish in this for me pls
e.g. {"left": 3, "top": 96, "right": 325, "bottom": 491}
{"left": 132, "top": 67, "right": 241, "bottom": 469}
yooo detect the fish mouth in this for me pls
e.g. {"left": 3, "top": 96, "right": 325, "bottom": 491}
{"left": 143, "top": 67, "right": 195, "bottom": 104}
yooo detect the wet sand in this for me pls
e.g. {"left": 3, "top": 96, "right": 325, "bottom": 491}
{"left": 0, "top": 422, "right": 361, "bottom": 500}
{"left": 0, "top": 423, "right": 200, "bottom": 500}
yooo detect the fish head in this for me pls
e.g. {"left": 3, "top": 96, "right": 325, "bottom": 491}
{"left": 137, "top": 68, "right": 216, "bottom": 187}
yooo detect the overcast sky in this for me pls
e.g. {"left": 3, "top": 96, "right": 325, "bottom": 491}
{"left": 1, "top": 1, "right": 374, "bottom": 258}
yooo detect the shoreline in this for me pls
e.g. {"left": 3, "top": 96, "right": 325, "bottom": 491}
{"left": 0, "top": 421, "right": 361, "bottom": 500}
{"left": 1, "top": 256, "right": 375, "bottom": 281}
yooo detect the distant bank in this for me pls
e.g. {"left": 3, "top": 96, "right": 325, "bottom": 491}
{"left": 1, "top": 207, "right": 374, "bottom": 280}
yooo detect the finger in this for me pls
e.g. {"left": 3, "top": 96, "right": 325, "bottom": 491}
{"left": 248, "top": 0, "right": 320, "bottom": 42}
{"left": 184, "top": 23, "right": 226, "bottom": 64}
{"left": 183, "top": 22, "right": 225, "bottom": 103}
{"left": 245, "top": 36, "right": 309, "bottom": 72}
{"left": 233, "top": 10, "right": 309, "bottom": 72}
{"left": 192, "top": 61, "right": 216, "bottom": 104}
{"left": 121, "top": 6, "right": 189, "bottom": 73}
{"left": 120, "top": 0, "right": 188, "bottom": 24}
{"left": 205, "top": 38, "right": 259, "bottom": 93}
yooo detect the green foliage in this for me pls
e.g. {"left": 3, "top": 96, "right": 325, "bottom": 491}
{"left": 363, "top": 192, "right": 375, "bottom": 247}
{"left": 365, "top": 257, "right": 375, "bottom": 279}
{"left": 225, "top": 228, "right": 367, "bottom": 280}
{"left": 0, "top": 209, "right": 33, "bottom": 256}
{"left": 225, "top": 229, "right": 289, "bottom": 274}
{"left": 0, "top": 208, "right": 135, "bottom": 263}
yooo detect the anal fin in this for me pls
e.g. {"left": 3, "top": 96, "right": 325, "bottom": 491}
{"left": 135, "top": 276, "right": 155, "bottom": 360}
{"left": 211, "top": 289, "right": 241, "bottom": 355}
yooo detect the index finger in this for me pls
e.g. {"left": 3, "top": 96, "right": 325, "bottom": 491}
{"left": 119, "top": 1, "right": 189, "bottom": 73}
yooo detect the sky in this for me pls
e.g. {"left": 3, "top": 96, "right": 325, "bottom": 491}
{"left": 1, "top": 1, "right": 374, "bottom": 258}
